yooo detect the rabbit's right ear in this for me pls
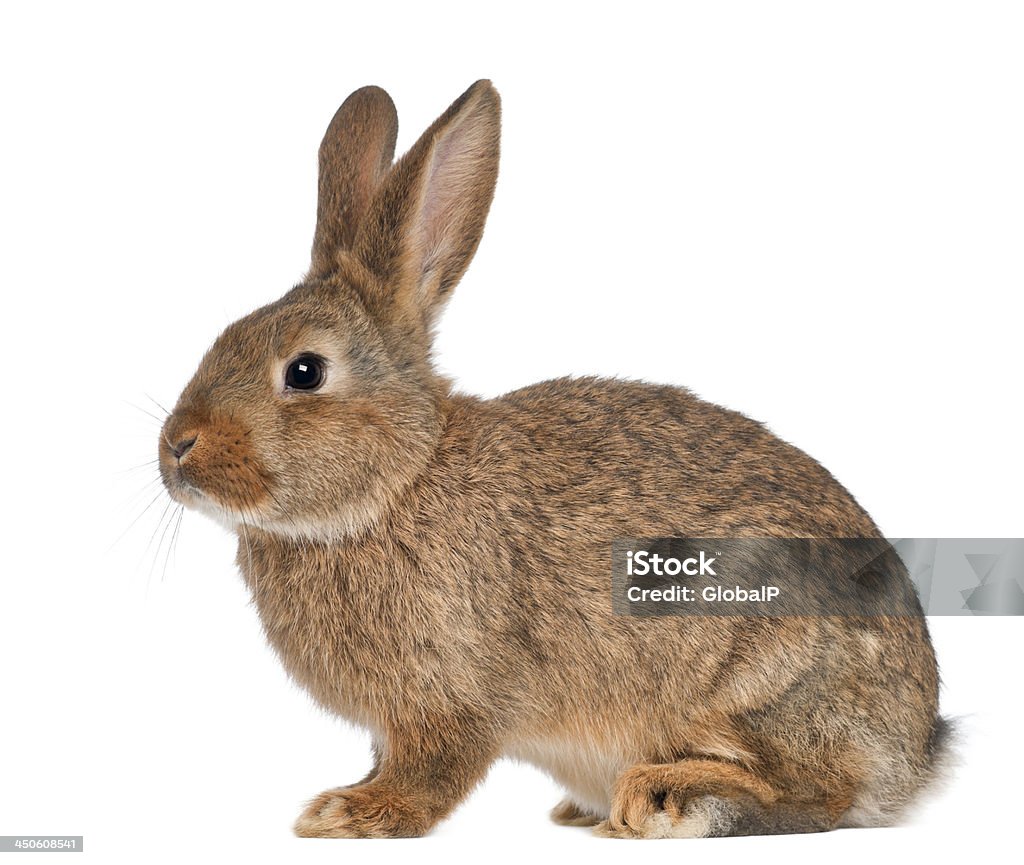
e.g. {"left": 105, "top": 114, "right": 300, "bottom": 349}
{"left": 351, "top": 81, "right": 500, "bottom": 334}
{"left": 309, "top": 86, "right": 398, "bottom": 278}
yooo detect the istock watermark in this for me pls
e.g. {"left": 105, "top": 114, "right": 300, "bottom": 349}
{"left": 611, "top": 538, "right": 1024, "bottom": 616}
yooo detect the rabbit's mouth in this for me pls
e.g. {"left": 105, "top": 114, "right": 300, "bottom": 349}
{"left": 164, "top": 472, "right": 206, "bottom": 507}
{"left": 165, "top": 470, "right": 260, "bottom": 534}
{"left": 161, "top": 465, "right": 216, "bottom": 512}
{"left": 159, "top": 404, "right": 276, "bottom": 524}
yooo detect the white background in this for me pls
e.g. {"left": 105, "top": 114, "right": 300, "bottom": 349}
{"left": 1, "top": 2, "right": 1021, "bottom": 863}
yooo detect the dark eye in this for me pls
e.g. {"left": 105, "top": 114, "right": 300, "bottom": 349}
{"left": 285, "top": 354, "right": 325, "bottom": 391}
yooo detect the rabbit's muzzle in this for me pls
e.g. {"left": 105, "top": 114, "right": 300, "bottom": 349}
{"left": 159, "top": 407, "right": 273, "bottom": 519}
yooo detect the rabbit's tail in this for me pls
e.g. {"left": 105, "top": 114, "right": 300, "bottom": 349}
{"left": 923, "top": 714, "right": 959, "bottom": 793}
{"left": 838, "top": 713, "right": 959, "bottom": 829}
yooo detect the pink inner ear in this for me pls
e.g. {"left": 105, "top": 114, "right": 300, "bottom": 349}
{"left": 415, "top": 112, "right": 494, "bottom": 290}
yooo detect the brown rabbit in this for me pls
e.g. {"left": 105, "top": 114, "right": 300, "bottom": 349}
{"left": 159, "top": 80, "right": 948, "bottom": 838}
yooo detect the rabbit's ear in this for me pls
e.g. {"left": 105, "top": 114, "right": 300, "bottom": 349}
{"left": 310, "top": 86, "right": 398, "bottom": 278}
{"left": 353, "top": 80, "right": 500, "bottom": 329}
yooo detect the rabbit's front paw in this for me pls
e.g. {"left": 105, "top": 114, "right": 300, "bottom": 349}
{"left": 293, "top": 784, "right": 429, "bottom": 838}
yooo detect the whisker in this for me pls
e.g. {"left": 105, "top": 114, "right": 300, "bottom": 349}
{"left": 235, "top": 485, "right": 269, "bottom": 599}
{"left": 240, "top": 513, "right": 255, "bottom": 597}
{"left": 117, "top": 459, "right": 161, "bottom": 475}
{"left": 161, "top": 504, "right": 185, "bottom": 584}
{"left": 151, "top": 499, "right": 179, "bottom": 585}
{"left": 108, "top": 487, "right": 167, "bottom": 553}
{"left": 248, "top": 473, "right": 306, "bottom": 549}
{"left": 125, "top": 400, "right": 166, "bottom": 426}
{"left": 170, "top": 504, "right": 185, "bottom": 566}
{"left": 115, "top": 475, "right": 168, "bottom": 525}
{"left": 143, "top": 497, "right": 176, "bottom": 594}
{"left": 124, "top": 471, "right": 164, "bottom": 497}
{"left": 146, "top": 394, "right": 171, "bottom": 417}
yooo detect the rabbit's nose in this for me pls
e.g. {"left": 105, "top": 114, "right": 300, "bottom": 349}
{"left": 172, "top": 434, "right": 198, "bottom": 460}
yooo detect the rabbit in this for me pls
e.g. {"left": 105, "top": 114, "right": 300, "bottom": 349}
{"left": 158, "top": 80, "right": 949, "bottom": 839}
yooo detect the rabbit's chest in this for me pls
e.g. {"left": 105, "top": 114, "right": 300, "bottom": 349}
{"left": 241, "top": 540, "right": 449, "bottom": 723}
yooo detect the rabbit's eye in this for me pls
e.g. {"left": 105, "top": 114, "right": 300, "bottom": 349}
{"left": 285, "top": 354, "right": 325, "bottom": 391}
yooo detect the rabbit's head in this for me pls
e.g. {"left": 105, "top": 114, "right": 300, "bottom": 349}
{"left": 159, "top": 81, "right": 500, "bottom": 540}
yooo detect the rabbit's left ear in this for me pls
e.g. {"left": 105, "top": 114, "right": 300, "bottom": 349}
{"left": 353, "top": 80, "right": 500, "bottom": 329}
{"left": 310, "top": 86, "right": 398, "bottom": 278}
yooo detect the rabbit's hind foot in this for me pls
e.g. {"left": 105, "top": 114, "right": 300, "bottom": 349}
{"left": 593, "top": 759, "right": 843, "bottom": 839}
{"left": 550, "top": 798, "right": 603, "bottom": 827}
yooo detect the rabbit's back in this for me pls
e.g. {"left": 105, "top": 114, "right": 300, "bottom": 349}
{"left": 486, "top": 375, "right": 878, "bottom": 538}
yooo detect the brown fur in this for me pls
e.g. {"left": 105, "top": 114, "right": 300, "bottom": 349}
{"left": 159, "top": 81, "right": 946, "bottom": 838}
